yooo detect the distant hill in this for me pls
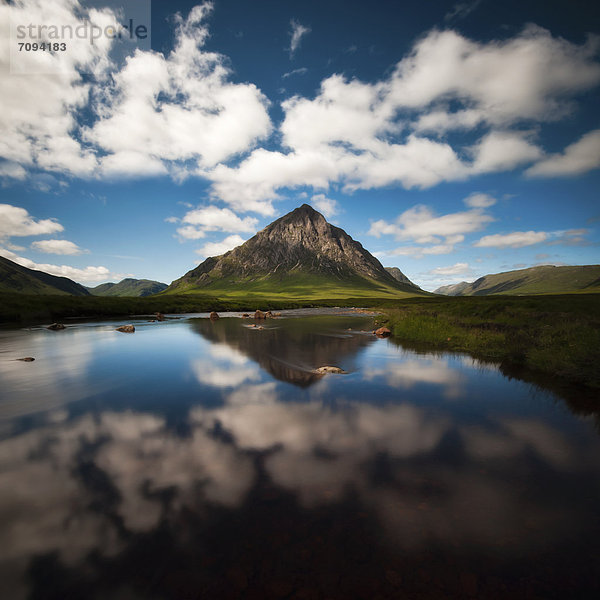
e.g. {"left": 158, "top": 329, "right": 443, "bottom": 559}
{"left": 385, "top": 266, "right": 420, "bottom": 288}
{"left": 433, "top": 281, "right": 470, "bottom": 296}
{"left": 166, "top": 204, "right": 423, "bottom": 300}
{"left": 88, "top": 278, "right": 168, "bottom": 297}
{"left": 434, "top": 265, "right": 600, "bottom": 296}
{"left": 0, "top": 255, "right": 90, "bottom": 296}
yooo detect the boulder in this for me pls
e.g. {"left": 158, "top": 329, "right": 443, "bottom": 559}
{"left": 264, "top": 311, "right": 273, "bottom": 318}
{"left": 242, "top": 313, "right": 250, "bottom": 318}
{"left": 209, "top": 311, "right": 220, "bottom": 320}
{"left": 254, "top": 309, "right": 266, "bottom": 319}
{"left": 315, "top": 366, "right": 347, "bottom": 374}
{"left": 154, "top": 312, "right": 166, "bottom": 321}
{"left": 47, "top": 323, "right": 65, "bottom": 331}
{"left": 116, "top": 325, "right": 135, "bottom": 333}
{"left": 16, "top": 357, "right": 35, "bottom": 362}
{"left": 374, "top": 326, "right": 391, "bottom": 337}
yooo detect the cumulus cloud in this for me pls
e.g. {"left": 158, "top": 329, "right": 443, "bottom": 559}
{"left": 0, "top": 248, "right": 118, "bottom": 282}
{"left": 175, "top": 206, "right": 258, "bottom": 240}
{"left": 0, "top": 203, "right": 63, "bottom": 240}
{"left": 86, "top": 4, "right": 272, "bottom": 177}
{"left": 526, "top": 129, "right": 600, "bottom": 177}
{"left": 289, "top": 19, "right": 310, "bottom": 58}
{"left": 310, "top": 194, "right": 340, "bottom": 219}
{"left": 1, "top": 2, "right": 599, "bottom": 215}
{"left": 430, "top": 262, "right": 474, "bottom": 276}
{"left": 474, "top": 231, "right": 548, "bottom": 248}
{"left": 369, "top": 203, "right": 493, "bottom": 253}
{"left": 31, "top": 239, "right": 86, "bottom": 255}
{"left": 195, "top": 234, "right": 246, "bottom": 258}
{"left": 463, "top": 192, "right": 497, "bottom": 208}
{"left": 204, "top": 25, "right": 600, "bottom": 207}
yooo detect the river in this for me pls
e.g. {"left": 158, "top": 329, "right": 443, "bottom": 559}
{"left": 0, "top": 310, "right": 598, "bottom": 599}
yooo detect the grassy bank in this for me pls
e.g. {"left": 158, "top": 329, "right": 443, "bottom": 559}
{"left": 377, "top": 294, "right": 600, "bottom": 389}
{"left": 0, "top": 292, "right": 405, "bottom": 324}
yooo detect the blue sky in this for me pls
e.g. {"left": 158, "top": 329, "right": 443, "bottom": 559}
{"left": 0, "top": 0, "right": 599, "bottom": 290}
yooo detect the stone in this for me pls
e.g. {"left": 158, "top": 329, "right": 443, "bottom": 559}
{"left": 154, "top": 312, "right": 166, "bottom": 321}
{"left": 242, "top": 313, "right": 249, "bottom": 318}
{"left": 254, "top": 309, "right": 266, "bottom": 319}
{"left": 374, "top": 326, "right": 391, "bottom": 337}
{"left": 47, "top": 323, "right": 65, "bottom": 331}
{"left": 315, "top": 366, "right": 346, "bottom": 374}
{"left": 17, "top": 357, "right": 35, "bottom": 362}
{"left": 116, "top": 325, "right": 135, "bottom": 333}
{"left": 264, "top": 311, "right": 273, "bottom": 318}
{"left": 209, "top": 311, "right": 220, "bottom": 320}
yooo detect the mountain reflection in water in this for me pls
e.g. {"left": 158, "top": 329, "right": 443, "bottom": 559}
{"left": 0, "top": 313, "right": 599, "bottom": 599}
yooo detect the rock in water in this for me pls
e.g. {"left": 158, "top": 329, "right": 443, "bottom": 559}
{"left": 154, "top": 312, "right": 166, "bottom": 321}
{"left": 47, "top": 323, "right": 66, "bottom": 331}
{"left": 374, "top": 327, "right": 391, "bottom": 337}
{"left": 254, "top": 310, "right": 266, "bottom": 319}
{"left": 17, "top": 357, "right": 35, "bottom": 362}
{"left": 116, "top": 325, "right": 135, "bottom": 333}
{"left": 209, "top": 311, "right": 220, "bottom": 320}
{"left": 315, "top": 366, "right": 347, "bottom": 374}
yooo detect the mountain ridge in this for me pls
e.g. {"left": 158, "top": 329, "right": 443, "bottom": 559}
{"left": 88, "top": 278, "right": 168, "bottom": 297}
{"left": 0, "top": 255, "right": 91, "bottom": 296}
{"left": 433, "top": 265, "right": 600, "bottom": 296}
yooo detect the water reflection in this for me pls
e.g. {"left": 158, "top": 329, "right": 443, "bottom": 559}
{"left": 189, "top": 316, "right": 376, "bottom": 387}
{"left": 0, "top": 314, "right": 599, "bottom": 598}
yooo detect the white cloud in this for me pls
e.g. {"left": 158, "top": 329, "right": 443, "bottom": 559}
{"left": 368, "top": 205, "right": 493, "bottom": 244}
{"left": 463, "top": 192, "right": 497, "bottom": 208}
{"left": 469, "top": 131, "right": 543, "bottom": 173}
{"left": 87, "top": 5, "right": 272, "bottom": 177}
{"left": 430, "top": 262, "right": 473, "bottom": 276}
{"left": 0, "top": 248, "right": 119, "bottom": 283}
{"left": 176, "top": 206, "right": 258, "bottom": 240}
{"left": 0, "top": 204, "right": 63, "bottom": 240}
{"left": 289, "top": 19, "right": 310, "bottom": 58}
{"left": 394, "top": 26, "right": 600, "bottom": 129}
{"left": 310, "top": 194, "right": 339, "bottom": 219}
{"left": 0, "top": 162, "right": 27, "bottom": 180}
{"left": 0, "top": 0, "right": 113, "bottom": 177}
{"left": 526, "top": 129, "right": 600, "bottom": 177}
{"left": 31, "top": 239, "right": 86, "bottom": 255}
{"left": 474, "top": 231, "right": 548, "bottom": 248}
{"left": 195, "top": 234, "right": 246, "bottom": 258}
{"left": 282, "top": 67, "right": 308, "bottom": 79}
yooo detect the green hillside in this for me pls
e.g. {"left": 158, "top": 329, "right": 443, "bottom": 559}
{"left": 88, "top": 278, "right": 168, "bottom": 297}
{"left": 435, "top": 265, "right": 600, "bottom": 296}
{"left": 164, "top": 271, "right": 423, "bottom": 301}
{"left": 0, "top": 256, "right": 90, "bottom": 296}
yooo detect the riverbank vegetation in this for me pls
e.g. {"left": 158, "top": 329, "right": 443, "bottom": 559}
{"left": 377, "top": 294, "right": 600, "bottom": 390}
{"left": 2, "top": 291, "right": 598, "bottom": 391}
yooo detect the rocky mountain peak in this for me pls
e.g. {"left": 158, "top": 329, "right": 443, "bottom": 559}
{"left": 169, "top": 204, "right": 419, "bottom": 293}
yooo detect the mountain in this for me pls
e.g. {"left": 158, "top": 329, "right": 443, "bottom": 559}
{"left": 385, "top": 266, "right": 419, "bottom": 287}
{"left": 167, "top": 204, "right": 422, "bottom": 299}
{"left": 0, "top": 255, "right": 90, "bottom": 296}
{"left": 433, "top": 281, "right": 470, "bottom": 296}
{"left": 434, "top": 265, "right": 600, "bottom": 296}
{"left": 88, "top": 278, "right": 168, "bottom": 297}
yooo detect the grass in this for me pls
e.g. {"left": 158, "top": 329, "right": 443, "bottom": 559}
{"left": 164, "top": 271, "right": 423, "bottom": 300}
{"left": 376, "top": 294, "right": 600, "bottom": 389}
{"left": 0, "top": 292, "right": 413, "bottom": 324}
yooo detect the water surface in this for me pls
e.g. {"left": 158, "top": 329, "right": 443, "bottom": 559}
{"left": 1, "top": 312, "right": 599, "bottom": 599}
